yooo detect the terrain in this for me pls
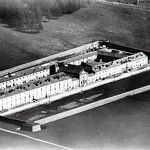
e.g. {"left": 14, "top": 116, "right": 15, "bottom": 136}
{"left": 0, "top": 1, "right": 150, "bottom": 70}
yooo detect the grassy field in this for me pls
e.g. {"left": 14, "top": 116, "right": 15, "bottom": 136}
{"left": 0, "top": 29, "right": 38, "bottom": 71}
{"left": 0, "top": 1, "right": 150, "bottom": 70}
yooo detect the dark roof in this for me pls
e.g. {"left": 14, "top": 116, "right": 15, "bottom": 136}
{"left": 59, "top": 64, "right": 95, "bottom": 79}
{"left": 0, "top": 64, "right": 50, "bottom": 83}
{"left": 62, "top": 51, "right": 97, "bottom": 64}
{"left": 59, "top": 64, "right": 85, "bottom": 75}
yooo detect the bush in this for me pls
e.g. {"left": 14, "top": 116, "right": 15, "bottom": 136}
{"left": 33, "top": 0, "right": 91, "bottom": 19}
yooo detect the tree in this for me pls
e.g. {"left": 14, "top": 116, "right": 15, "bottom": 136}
{"left": 20, "top": 1, "right": 43, "bottom": 33}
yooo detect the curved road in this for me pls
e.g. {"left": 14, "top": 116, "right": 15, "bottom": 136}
{"left": 0, "top": 126, "right": 73, "bottom": 150}
{"left": 96, "top": 0, "right": 150, "bottom": 12}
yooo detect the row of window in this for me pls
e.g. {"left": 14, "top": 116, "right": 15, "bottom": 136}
{"left": 0, "top": 78, "right": 73, "bottom": 111}
{"left": 0, "top": 69, "right": 50, "bottom": 90}
{"left": 69, "top": 55, "right": 97, "bottom": 65}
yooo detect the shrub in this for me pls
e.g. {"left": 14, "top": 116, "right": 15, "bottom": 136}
{"left": 32, "top": 0, "right": 91, "bottom": 19}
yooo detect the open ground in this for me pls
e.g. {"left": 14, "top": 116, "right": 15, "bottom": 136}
{"left": 0, "top": 1, "right": 150, "bottom": 70}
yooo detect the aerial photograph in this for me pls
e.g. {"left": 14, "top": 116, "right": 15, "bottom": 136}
{"left": 0, "top": 0, "right": 150, "bottom": 149}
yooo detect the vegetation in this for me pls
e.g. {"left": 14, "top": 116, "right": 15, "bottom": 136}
{"left": 0, "top": 0, "right": 91, "bottom": 33}
{"left": 34, "top": 0, "right": 90, "bottom": 19}
{"left": 0, "top": 0, "right": 43, "bottom": 33}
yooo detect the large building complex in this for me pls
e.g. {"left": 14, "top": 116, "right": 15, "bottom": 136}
{"left": 0, "top": 41, "right": 149, "bottom": 113}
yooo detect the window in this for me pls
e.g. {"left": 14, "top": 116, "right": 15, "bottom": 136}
{"left": 54, "top": 84, "right": 56, "bottom": 91}
{"left": 59, "top": 83, "right": 61, "bottom": 89}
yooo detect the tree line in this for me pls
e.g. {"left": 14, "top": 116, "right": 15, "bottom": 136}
{"left": 0, "top": 0, "right": 90, "bottom": 33}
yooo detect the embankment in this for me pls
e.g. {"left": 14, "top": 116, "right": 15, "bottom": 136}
{"left": 0, "top": 116, "right": 41, "bottom": 132}
{"left": 0, "top": 116, "right": 26, "bottom": 126}
{"left": 35, "top": 84, "right": 150, "bottom": 125}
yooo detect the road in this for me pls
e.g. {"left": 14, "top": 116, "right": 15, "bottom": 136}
{"left": 96, "top": 0, "right": 150, "bottom": 12}
{"left": 0, "top": 122, "right": 73, "bottom": 150}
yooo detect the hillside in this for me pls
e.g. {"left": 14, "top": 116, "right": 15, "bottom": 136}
{"left": 0, "top": 2, "right": 150, "bottom": 70}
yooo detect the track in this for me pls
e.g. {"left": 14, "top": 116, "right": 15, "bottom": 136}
{"left": 0, "top": 127, "right": 73, "bottom": 150}
{"left": 96, "top": 0, "right": 150, "bottom": 12}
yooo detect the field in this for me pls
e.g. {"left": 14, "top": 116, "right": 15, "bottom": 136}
{"left": 0, "top": 1, "right": 150, "bottom": 71}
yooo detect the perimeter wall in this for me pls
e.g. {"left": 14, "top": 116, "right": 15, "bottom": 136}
{"left": 35, "top": 84, "right": 150, "bottom": 125}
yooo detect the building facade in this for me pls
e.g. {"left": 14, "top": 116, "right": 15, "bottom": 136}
{"left": 0, "top": 65, "right": 50, "bottom": 90}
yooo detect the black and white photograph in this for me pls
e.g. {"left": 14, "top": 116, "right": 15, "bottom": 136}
{"left": 0, "top": 0, "right": 150, "bottom": 149}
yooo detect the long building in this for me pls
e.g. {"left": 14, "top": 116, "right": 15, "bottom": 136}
{"left": 0, "top": 41, "right": 149, "bottom": 113}
{"left": 0, "top": 63, "right": 50, "bottom": 90}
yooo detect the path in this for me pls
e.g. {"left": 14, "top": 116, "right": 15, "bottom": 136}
{"left": 0, "top": 127, "right": 73, "bottom": 150}
{"left": 96, "top": 0, "right": 150, "bottom": 12}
